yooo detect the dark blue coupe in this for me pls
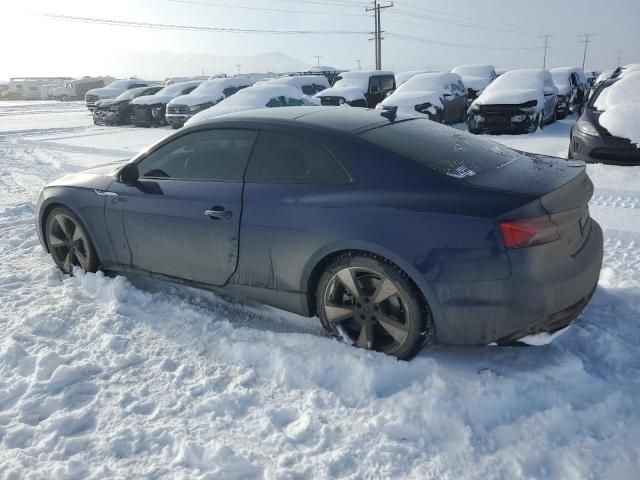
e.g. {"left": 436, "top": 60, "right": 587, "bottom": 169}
{"left": 36, "top": 107, "right": 603, "bottom": 359}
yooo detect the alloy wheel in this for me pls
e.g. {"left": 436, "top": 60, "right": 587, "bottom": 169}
{"left": 47, "top": 213, "right": 90, "bottom": 273}
{"left": 323, "top": 267, "right": 410, "bottom": 351}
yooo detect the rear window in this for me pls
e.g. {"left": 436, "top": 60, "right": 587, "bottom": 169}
{"left": 359, "top": 119, "right": 524, "bottom": 178}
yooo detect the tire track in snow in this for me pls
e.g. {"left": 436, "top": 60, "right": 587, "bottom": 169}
{"left": 591, "top": 188, "right": 640, "bottom": 210}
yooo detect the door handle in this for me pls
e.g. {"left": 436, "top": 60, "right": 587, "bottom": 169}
{"left": 204, "top": 206, "right": 232, "bottom": 219}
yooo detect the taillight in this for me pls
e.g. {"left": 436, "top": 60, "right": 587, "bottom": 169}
{"left": 500, "top": 215, "right": 560, "bottom": 249}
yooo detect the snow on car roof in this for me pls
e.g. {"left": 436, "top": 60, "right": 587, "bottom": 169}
{"left": 395, "top": 70, "right": 432, "bottom": 86}
{"left": 395, "top": 72, "right": 462, "bottom": 93}
{"left": 594, "top": 71, "right": 640, "bottom": 145}
{"left": 451, "top": 64, "right": 495, "bottom": 77}
{"left": 191, "top": 77, "right": 253, "bottom": 94}
{"left": 265, "top": 75, "right": 330, "bottom": 89}
{"left": 335, "top": 70, "right": 394, "bottom": 89}
{"left": 186, "top": 84, "right": 306, "bottom": 125}
{"left": 619, "top": 64, "right": 640, "bottom": 77}
{"left": 550, "top": 66, "right": 588, "bottom": 84}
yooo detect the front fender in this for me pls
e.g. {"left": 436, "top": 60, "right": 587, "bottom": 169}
{"left": 36, "top": 186, "right": 117, "bottom": 265}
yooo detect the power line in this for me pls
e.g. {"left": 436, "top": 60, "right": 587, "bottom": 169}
{"left": 168, "top": 0, "right": 367, "bottom": 18}
{"left": 540, "top": 33, "right": 553, "bottom": 69}
{"left": 273, "top": 0, "right": 367, "bottom": 8}
{"left": 386, "top": 32, "right": 543, "bottom": 51}
{"left": 389, "top": 8, "right": 524, "bottom": 34}
{"left": 579, "top": 33, "right": 596, "bottom": 70}
{"left": 36, "top": 13, "right": 369, "bottom": 35}
{"left": 392, "top": 0, "right": 527, "bottom": 30}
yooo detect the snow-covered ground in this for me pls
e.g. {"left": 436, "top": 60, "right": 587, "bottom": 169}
{"left": 1, "top": 102, "right": 639, "bottom": 479}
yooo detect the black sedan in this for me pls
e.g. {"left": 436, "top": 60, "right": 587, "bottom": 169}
{"left": 36, "top": 107, "right": 603, "bottom": 359}
{"left": 93, "top": 86, "right": 163, "bottom": 126}
{"left": 569, "top": 78, "right": 640, "bottom": 164}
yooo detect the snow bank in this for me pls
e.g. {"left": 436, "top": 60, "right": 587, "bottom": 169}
{"left": 131, "top": 80, "right": 203, "bottom": 106}
{"left": 168, "top": 77, "right": 254, "bottom": 108}
{"left": 595, "top": 72, "right": 640, "bottom": 145}
{"left": 476, "top": 69, "right": 546, "bottom": 107}
{"left": 186, "top": 84, "right": 307, "bottom": 124}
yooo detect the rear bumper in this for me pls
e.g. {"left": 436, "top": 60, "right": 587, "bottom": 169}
{"left": 432, "top": 220, "right": 603, "bottom": 345}
{"left": 570, "top": 126, "right": 640, "bottom": 165}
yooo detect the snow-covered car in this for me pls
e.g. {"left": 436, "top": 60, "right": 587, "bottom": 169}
{"left": 467, "top": 69, "right": 558, "bottom": 134}
{"left": 550, "top": 69, "right": 574, "bottom": 119}
{"left": 131, "top": 80, "right": 203, "bottom": 127}
{"left": 377, "top": 72, "right": 468, "bottom": 124}
{"left": 450, "top": 64, "right": 496, "bottom": 101}
{"left": 185, "top": 84, "right": 315, "bottom": 125}
{"left": 569, "top": 72, "right": 640, "bottom": 164}
{"left": 314, "top": 70, "right": 395, "bottom": 108}
{"left": 611, "top": 63, "right": 640, "bottom": 80}
{"left": 550, "top": 67, "right": 588, "bottom": 114}
{"left": 85, "top": 79, "right": 151, "bottom": 111}
{"left": 93, "top": 86, "right": 163, "bottom": 126}
{"left": 165, "top": 77, "right": 254, "bottom": 129}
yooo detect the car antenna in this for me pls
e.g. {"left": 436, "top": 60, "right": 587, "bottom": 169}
{"left": 379, "top": 105, "right": 397, "bottom": 120}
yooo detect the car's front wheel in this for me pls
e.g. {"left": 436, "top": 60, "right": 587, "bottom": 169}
{"left": 45, "top": 206, "right": 99, "bottom": 274}
{"left": 316, "top": 253, "right": 431, "bottom": 360}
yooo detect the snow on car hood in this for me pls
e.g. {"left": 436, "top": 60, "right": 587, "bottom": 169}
{"left": 86, "top": 87, "right": 123, "bottom": 99}
{"left": 379, "top": 90, "right": 443, "bottom": 110}
{"left": 314, "top": 86, "right": 366, "bottom": 102}
{"left": 476, "top": 88, "right": 542, "bottom": 108}
{"left": 131, "top": 94, "right": 178, "bottom": 106}
{"left": 595, "top": 72, "right": 640, "bottom": 145}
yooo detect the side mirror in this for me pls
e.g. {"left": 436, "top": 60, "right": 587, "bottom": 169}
{"left": 119, "top": 163, "right": 139, "bottom": 185}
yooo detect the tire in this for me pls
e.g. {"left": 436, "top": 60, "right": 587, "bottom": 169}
{"left": 45, "top": 206, "right": 99, "bottom": 274}
{"left": 316, "top": 253, "right": 432, "bottom": 360}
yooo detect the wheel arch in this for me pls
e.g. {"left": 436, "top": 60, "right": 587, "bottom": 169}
{"left": 302, "top": 241, "right": 441, "bottom": 323}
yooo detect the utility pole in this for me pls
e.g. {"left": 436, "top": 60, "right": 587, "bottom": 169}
{"left": 540, "top": 33, "right": 553, "bottom": 70}
{"left": 578, "top": 33, "right": 596, "bottom": 70}
{"left": 236, "top": 64, "right": 242, "bottom": 75}
{"left": 615, "top": 50, "right": 623, "bottom": 67}
{"left": 313, "top": 55, "right": 322, "bottom": 67}
{"left": 366, "top": 1, "right": 393, "bottom": 70}
{"left": 356, "top": 59, "right": 362, "bottom": 70}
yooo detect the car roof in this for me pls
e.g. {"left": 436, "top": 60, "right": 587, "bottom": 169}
{"left": 197, "top": 106, "right": 401, "bottom": 133}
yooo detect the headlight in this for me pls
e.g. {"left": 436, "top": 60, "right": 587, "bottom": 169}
{"left": 576, "top": 117, "right": 599, "bottom": 136}
{"left": 414, "top": 102, "right": 433, "bottom": 114}
{"left": 189, "top": 103, "right": 211, "bottom": 112}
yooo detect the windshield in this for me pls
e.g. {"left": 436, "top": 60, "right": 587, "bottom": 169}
{"left": 551, "top": 72, "right": 570, "bottom": 88}
{"left": 107, "top": 80, "right": 134, "bottom": 89}
{"left": 360, "top": 118, "right": 523, "bottom": 178}
{"left": 484, "top": 70, "right": 541, "bottom": 92}
{"left": 588, "top": 81, "right": 616, "bottom": 109}
{"left": 115, "top": 89, "right": 141, "bottom": 101}
{"left": 155, "top": 83, "right": 196, "bottom": 97}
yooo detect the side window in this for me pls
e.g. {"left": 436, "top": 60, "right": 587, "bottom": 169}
{"left": 380, "top": 76, "right": 395, "bottom": 92}
{"left": 369, "top": 77, "right": 381, "bottom": 93}
{"left": 313, "top": 84, "right": 327, "bottom": 93}
{"left": 182, "top": 86, "right": 198, "bottom": 95}
{"left": 137, "top": 129, "right": 258, "bottom": 181}
{"left": 246, "top": 131, "right": 349, "bottom": 183}
{"left": 222, "top": 86, "right": 238, "bottom": 97}
{"left": 265, "top": 96, "right": 284, "bottom": 107}
{"left": 301, "top": 84, "right": 314, "bottom": 95}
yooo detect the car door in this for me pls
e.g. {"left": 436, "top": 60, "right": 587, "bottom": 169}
{"left": 105, "top": 128, "right": 258, "bottom": 286}
{"left": 366, "top": 76, "right": 382, "bottom": 108}
{"left": 542, "top": 74, "right": 557, "bottom": 120}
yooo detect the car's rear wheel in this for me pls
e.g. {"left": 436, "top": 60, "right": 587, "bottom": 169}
{"left": 45, "top": 207, "right": 99, "bottom": 274}
{"left": 316, "top": 254, "right": 431, "bottom": 360}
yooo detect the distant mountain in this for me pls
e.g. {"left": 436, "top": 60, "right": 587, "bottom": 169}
{"left": 102, "top": 50, "right": 311, "bottom": 79}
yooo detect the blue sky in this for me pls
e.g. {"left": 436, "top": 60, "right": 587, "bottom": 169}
{"left": 1, "top": 0, "right": 639, "bottom": 79}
